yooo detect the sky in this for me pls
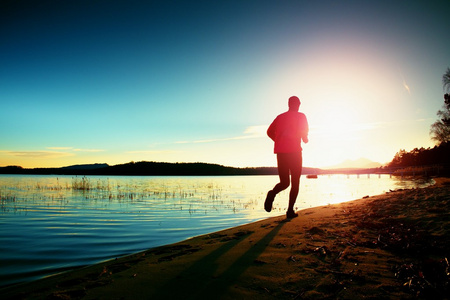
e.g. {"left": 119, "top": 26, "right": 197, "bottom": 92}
{"left": 1, "top": 0, "right": 449, "bottom": 169}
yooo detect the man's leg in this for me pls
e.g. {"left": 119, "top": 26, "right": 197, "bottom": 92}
{"left": 287, "top": 152, "right": 302, "bottom": 217}
{"left": 288, "top": 174, "right": 300, "bottom": 211}
{"left": 265, "top": 154, "right": 290, "bottom": 212}
{"left": 273, "top": 153, "right": 290, "bottom": 194}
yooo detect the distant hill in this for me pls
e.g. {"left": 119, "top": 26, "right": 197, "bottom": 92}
{"left": 0, "top": 162, "right": 320, "bottom": 176}
{"left": 0, "top": 161, "right": 382, "bottom": 176}
{"left": 60, "top": 163, "right": 109, "bottom": 170}
{"left": 325, "top": 158, "right": 382, "bottom": 169}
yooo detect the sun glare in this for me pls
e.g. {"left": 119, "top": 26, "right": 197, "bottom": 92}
{"left": 314, "top": 108, "right": 360, "bottom": 140}
{"left": 305, "top": 105, "right": 369, "bottom": 167}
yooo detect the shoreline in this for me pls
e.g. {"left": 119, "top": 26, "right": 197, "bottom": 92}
{"left": 2, "top": 178, "right": 449, "bottom": 299}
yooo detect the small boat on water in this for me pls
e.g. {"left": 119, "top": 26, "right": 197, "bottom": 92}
{"left": 306, "top": 174, "right": 318, "bottom": 179}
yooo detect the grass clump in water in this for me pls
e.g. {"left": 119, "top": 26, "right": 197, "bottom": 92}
{"left": 72, "top": 176, "right": 91, "bottom": 191}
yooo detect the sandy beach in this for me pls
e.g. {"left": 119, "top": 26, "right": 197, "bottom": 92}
{"left": 2, "top": 178, "right": 449, "bottom": 300}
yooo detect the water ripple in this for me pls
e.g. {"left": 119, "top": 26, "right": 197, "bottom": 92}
{"left": 0, "top": 174, "right": 432, "bottom": 287}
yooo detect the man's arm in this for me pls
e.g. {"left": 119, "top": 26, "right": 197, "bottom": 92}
{"left": 267, "top": 118, "right": 277, "bottom": 142}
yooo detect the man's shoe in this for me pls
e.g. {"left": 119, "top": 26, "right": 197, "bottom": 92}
{"left": 264, "top": 190, "right": 275, "bottom": 212}
{"left": 286, "top": 210, "right": 298, "bottom": 219}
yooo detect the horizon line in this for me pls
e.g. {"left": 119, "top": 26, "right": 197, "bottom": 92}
{"left": 0, "top": 160, "right": 386, "bottom": 171}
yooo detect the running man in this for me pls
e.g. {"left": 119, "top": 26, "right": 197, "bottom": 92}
{"left": 265, "top": 96, "right": 309, "bottom": 218}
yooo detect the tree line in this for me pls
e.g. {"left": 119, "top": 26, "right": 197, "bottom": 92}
{"left": 388, "top": 68, "right": 450, "bottom": 174}
{"left": 388, "top": 142, "right": 450, "bottom": 169}
{"left": 430, "top": 67, "right": 450, "bottom": 144}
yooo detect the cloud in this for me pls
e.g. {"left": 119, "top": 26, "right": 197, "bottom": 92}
{"left": 399, "top": 72, "right": 411, "bottom": 95}
{"left": 243, "top": 125, "right": 267, "bottom": 137}
{"left": 126, "top": 150, "right": 180, "bottom": 154}
{"left": 0, "top": 147, "right": 105, "bottom": 159}
{"left": 46, "top": 147, "right": 104, "bottom": 152}
{"left": 176, "top": 137, "right": 239, "bottom": 144}
{"left": 176, "top": 125, "right": 267, "bottom": 144}
{"left": 72, "top": 148, "right": 104, "bottom": 152}
{"left": 403, "top": 79, "right": 411, "bottom": 95}
{"left": 1, "top": 150, "right": 74, "bottom": 159}
{"left": 46, "top": 147, "right": 73, "bottom": 150}
{"left": 310, "top": 121, "right": 381, "bottom": 135}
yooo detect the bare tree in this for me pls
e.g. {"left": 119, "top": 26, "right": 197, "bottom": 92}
{"left": 430, "top": 68, "right": 450, "bottom": 145}
{"left": 430, "top": 115, "right": 450, "bottom": 144}
{"left": 443, "top": 67, "right": 450, "bottom": 92}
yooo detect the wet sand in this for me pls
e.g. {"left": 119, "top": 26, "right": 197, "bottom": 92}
{"left": 2, "top": 178, "right": 449, "bottom": 299}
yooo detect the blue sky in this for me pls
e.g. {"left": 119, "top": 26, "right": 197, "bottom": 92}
{"left": 1, "top": 0, "right": 449, "bottom": 168}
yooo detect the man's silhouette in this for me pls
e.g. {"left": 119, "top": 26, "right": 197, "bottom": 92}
{"left": 265, "top": 96, "right": 309, "bottom": 218}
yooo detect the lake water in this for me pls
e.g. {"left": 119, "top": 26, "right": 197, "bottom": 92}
{"left": 0, "top": 174, "right": 432, "bottom": 287}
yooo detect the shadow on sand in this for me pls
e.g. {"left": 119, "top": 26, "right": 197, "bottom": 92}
{"left": 152, "top": 219, "right": 288, "bottom": 299}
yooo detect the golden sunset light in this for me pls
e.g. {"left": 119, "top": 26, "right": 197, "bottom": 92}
{"left": 0, "top": 1, "right": 448, "bottom": 169}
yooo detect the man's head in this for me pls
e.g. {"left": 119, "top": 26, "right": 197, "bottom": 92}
{"left": 288, "top": 96, "right": 300, "bottom": 111}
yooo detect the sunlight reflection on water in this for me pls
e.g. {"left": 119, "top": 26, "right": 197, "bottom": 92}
{"left": 0, "top": 174, "right": 432, "bottom": 287}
